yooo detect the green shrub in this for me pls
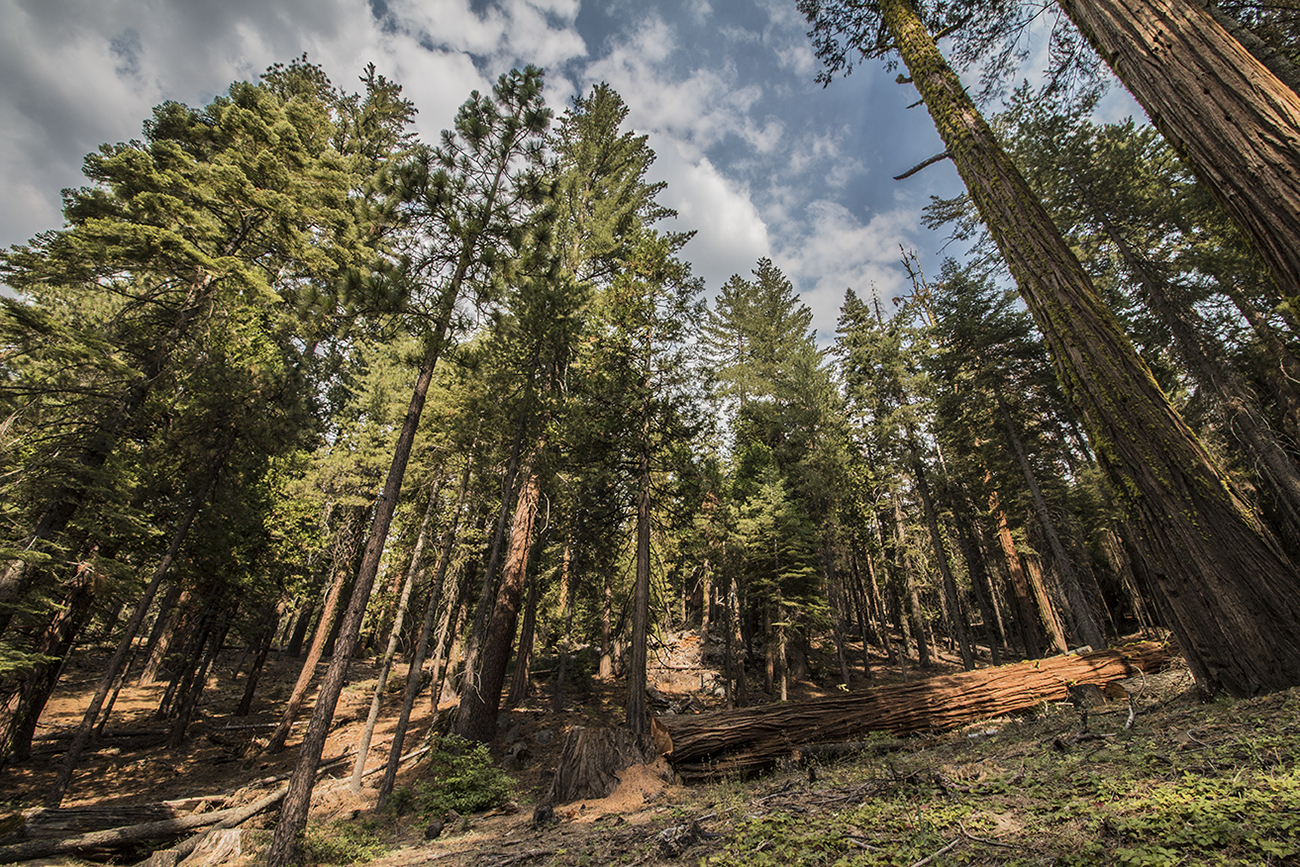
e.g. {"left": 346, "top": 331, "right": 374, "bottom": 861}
{"left": 397, "top": 734, "right": 514, "bottom": 818}
{"left": 301, "top": 818, "right": 391, "bottom": 866}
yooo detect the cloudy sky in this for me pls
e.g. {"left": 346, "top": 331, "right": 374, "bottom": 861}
{"left": 0, "top": 0, "right": 1066, "bottom": 340}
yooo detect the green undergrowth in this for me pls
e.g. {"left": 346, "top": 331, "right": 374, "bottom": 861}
{"left": 301, "top": 817, "right": 392, "bottom": 866}
{"left": 315, "top": 673, "right": 1300, "bottom": 867}
{"left": 693, "top": 683, "right": 1300, "bottom": 867}
{"left": 387, "top": 733, "right": 515, "bottom": 819}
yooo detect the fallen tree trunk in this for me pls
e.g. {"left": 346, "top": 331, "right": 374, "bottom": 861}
{"left": 0, "top": 788, "right": 287, "bottom": 863}
{"left": 652, "top": 642, "right": 1170, "bottom": 780}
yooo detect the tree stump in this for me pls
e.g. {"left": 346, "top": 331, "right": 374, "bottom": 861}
{"left": 543, "top": 726, "right": 648, "bottom": 805}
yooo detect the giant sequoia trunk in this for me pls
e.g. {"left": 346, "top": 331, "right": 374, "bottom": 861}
{"left": 880, "top": 0, "right": 1300, "bottom": 696}
{"left": 1055, "top": 0, "right": 1300, "bottom": 309}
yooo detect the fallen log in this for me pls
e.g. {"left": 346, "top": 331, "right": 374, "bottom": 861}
{"left": 652, "top": 641, "right": 1170, "bottom": 780}
{"left": 0, "top": 788, "right": 286, "bottom": 863}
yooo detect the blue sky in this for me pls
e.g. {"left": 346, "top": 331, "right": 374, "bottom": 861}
{"left": 0, "top": 0, "right": 1117, "bottom": 340}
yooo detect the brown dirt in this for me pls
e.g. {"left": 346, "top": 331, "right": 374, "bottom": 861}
{"left": 0, "top": 626, "right": 988, "bottom": 864}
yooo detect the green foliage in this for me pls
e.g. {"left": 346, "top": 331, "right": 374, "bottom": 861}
{"left": 300, "top": 817, "right": 392, "bottom": 866}
{"left": 395, "top": 734, "right": 514, "bottom": 818}
{"left": 1105, "top": 773, "right": 1300, "bottom": 865}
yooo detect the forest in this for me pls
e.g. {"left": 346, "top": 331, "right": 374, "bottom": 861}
{"left": 4, "top": 0, "right": 1300, "bottom": 864}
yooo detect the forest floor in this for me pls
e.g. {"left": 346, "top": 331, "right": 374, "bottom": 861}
{"left": 3, "top": 631, "right": 1300, "bottom": 866}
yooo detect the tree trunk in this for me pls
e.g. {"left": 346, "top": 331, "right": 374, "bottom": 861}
{"left": 1, "top": 563, "right": 97, "bottom": 763}
{"left": 454, "top": 467, "right": 542, "bottom": 743}
{"left": 1056, "top": 0, "right": 1300, "bottom": 309}
{"left": 263, "top": 505, "right": 364, "bottom": 754}
{"left": 909, "top": 449, "right": 974, "bottom": 669}
{"left": 46, "top": 428, "right": 235, "bottom": 807}
{"left": 349, "top": 486, "right": 440, "bottom": 793}
{"left": 1093, "top": 204, "right": 1300, "bottom": 547}
{"left": 168, "top": 609, "right": 231, "bottom": 747}
{"left": 234, "top": 619, "right": 276, "bottom": 717}
{"left": 994, "top": 387, "right": 1104, "bottom": 649}
{"left": 881, "top": 0, "right": 1300, "bottom": 694}
{"left": 599, "top": 568, "right": 614, "bottom": 681}
{"left": 951, "top": 493, "right": 1005, "bottom": 664}
{"left": 989, "top": 490, "right": 1045, "bottom": 657}
{"left": 375, "top": 452, "right": 472, "bottom": 808}
{"left": 1022, "top": 553, "right": 1070, "bottom": 654}
{"left": 269, "top": 317, "right": 451, "bottom": 867}
{"left": 892, "top": 496, "right": 932, "bottom": 668}
{"left": 728, "top": 573, "right": 746, "bottom": 707}
{"left": 459, "top": 406, "right": 530, "bottom": 691}
{"left": 627, "top": 424, "right": 652, "bottom": 737}
{"left": 138, "top": 583, "right": 186, "bottom": 685}
{"left": 553, "top": 535, "right": 575, "bottom": 712}
{"left": 848, "top": 547, "right": 876, "bottom": 677}
{"left": 506, "top": 571, "right": 540, "bottom": 708}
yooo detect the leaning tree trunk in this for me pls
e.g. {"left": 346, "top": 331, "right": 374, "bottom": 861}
{"left": 263, "top": 505, "right": 364, "bottom": 754}
{"left": 1217, "top": 281, "right": 1300, "bottom": 444}
{"left": 989, "top": 489, "right": 1048, "bottom": 657}
{"left": 1090, "top": 200, "right": 1300, "bottom": 546}
{"left": 268, "top": 312, "right": 454, "bottom": 867}
{"left": 168, "top": 607, "right": 231, "bottom": 747}
{"left": 455, "top": 467, "right": 542, "bottom": 743}
{"left": 908, "top": 446, "right": 974, "bottom": 669}
{"left": 892, "top": 495, "right": 932, "bottom": 668}
{"left": 506, "top": 572, "right": 540, "bottom": 708}
{"left": 349, "top": 486, "right": 439, "bottom": 793}
{"left": 994, "top": 386, "right": 1105, "bottom": 650}
{"left": 46, "top": 428, "right": 235, "bottom": 807}
{"left": 1, "top": 563, "right": 97, "bottom": 763}
{"left": 375, "top": 452, "right": 474, "bottom": 808}
{"left": 1056, "top": 0, "right": 1300, "bottom": 311}
{"left": 881, "top": 0, "right": 1300, "bottom": 695}
{"left": 234, "top": 617, "right": 276, "bottom": 717}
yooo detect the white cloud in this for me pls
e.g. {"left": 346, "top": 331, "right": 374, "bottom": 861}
{"left": 773, "top": 201, "right": 919, "bottom": 341}
{"left": 0, "top": 0, "right": 590, "bottom": 251}
{"left": 653, "top": 149, "right": 770, "bottom": 293}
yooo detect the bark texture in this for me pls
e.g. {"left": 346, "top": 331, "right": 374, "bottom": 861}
{"left": 881, "top": 0, "right": 1300, "bottom": 696}
{"left": 1057, "top": 0, "right": 1300, "bottom": 308}
{"left": 455, "top": 468, "right": 542, "bottom": 743}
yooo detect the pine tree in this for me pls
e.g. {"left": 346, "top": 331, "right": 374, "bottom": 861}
{"left": 267, "top": 66, "right": 551, "bottom": 867}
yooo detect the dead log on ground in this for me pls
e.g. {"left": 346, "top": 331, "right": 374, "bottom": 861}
{"left": 0, "top": 787, "right": 287, "bottom": 863}
{"left": 652, "top": 641, "right": 1169, "bottom": 780}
